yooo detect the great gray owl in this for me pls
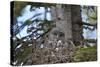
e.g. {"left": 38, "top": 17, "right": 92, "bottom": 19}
{"left": 49, "top": 27, "right": 65, "bottom": 43}
{"left": 46, "top": 27, "right": 66, "bottom": 50}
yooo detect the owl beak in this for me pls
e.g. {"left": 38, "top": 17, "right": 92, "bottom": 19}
{"left": 57, "top": 34, "right": 59, "bottom": 39}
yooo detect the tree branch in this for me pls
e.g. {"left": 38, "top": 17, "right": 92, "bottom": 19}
{"left": 82, "top": 22, "right": 97, "bottom": 26}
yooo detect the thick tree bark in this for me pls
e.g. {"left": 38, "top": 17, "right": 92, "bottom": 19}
{"left": 50, "top": 4, "right": 72, "bottom": 42}
{"left": 50, "top": 5, "right": 83, "bottom": 46}
{"left": 71, "top": 5, "right": 84, "bottom": 45}
{"left": 50, "top": 5, "right": 84, "bottom": 45}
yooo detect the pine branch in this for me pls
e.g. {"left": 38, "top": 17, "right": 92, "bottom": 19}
{"left": 82, "top": 22, "right": 96, "bottom": 26}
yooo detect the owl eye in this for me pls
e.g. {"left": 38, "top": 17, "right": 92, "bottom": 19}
{"left": 53, "top": 32, "right": 57, "bottom": 36}
{"left": 59, "top": 32, "right": 65, "bottom": 37}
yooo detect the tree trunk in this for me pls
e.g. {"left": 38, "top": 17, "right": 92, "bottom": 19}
{"left": 71, "top": 5, "right": 84, "bottom": 45}
{"left": 50, "top": 4, "right": 72, "bottom": 42}
{"left": 50, "top": 5, "right": 83, "bottom": 45}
